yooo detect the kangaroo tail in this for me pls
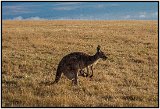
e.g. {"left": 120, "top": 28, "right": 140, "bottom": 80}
{"left": 53, "top": 65, "right": 62, "bottom": 84}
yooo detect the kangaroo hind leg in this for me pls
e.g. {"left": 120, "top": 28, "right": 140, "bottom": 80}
{"left": 72, "top": 69, "right": 79, "bottom": 85}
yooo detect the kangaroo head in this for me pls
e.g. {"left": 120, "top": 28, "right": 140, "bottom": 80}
{"left": 96, "top": 45, "right": 107, "bottom": 60}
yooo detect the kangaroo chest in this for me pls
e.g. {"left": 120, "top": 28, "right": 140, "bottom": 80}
{"left": 88, "top": 59, "right": 100, "bottom": 67}
{"left": 78, "top": 60, "right": 99, "bottom": 69}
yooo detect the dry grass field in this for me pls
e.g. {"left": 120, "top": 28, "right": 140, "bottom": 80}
{"left": 2, "top": 20, "right": 158, "bottom": 107}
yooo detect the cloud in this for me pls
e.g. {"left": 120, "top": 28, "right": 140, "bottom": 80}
{"left": 11, "top": 16, "right": 48, "bottom": 20}
{"left": 3, "top": 4, "right": 42, "bottom": 15}
{"left": 52, "top": 2, "right": 82, "bottom": 11}
{"left": 96, "top": 4, "right": 105, "bottom": 8}
{"left": 52, "top": 3, "right": 120, "bottom": 11}
{"left": 93, "top": 3, "right": 120, "bottom": 9}
{"left": 139, "top": 14, "right": 146, "bottom": 18}
{"left": 3, "top": 5, "right": 33, "bottom": 15}
{"left": 54, "top": 2, "right": 81, "bottom": 6}
{"left": 139, "top": 12, "right": 146, "bottom": 18}
{"left": 53, "top": 6, "right": 78, "bottom": 11}
{"left": 13, "top": 16, "right": 23, "bottom": 20}
{"left": 123, "top": 15, "right": 131, "bottom": 19}
{"left": 151, "top": 12, "right": 158, "bottom": 17}
{"left": 122, "top": 11, "right": 158, "bottom": 20}
{"left": 110, "top": 4, "right": 120, "bottom": 7}
{"left": 79, "top": 3, "right": 120, "bottom": 9}
{"left": 26, "top": 16, "right": 47, "bottom": 20}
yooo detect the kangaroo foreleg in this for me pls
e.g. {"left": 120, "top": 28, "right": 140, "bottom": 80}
{"left": 85, "top": 66, "right": 89, "bottom": 77}
{"left": 79, "top": 70, "right": 86, "bottom": 77}
{"left": 79, "top": 67, "right": 89, "bottom": 77}
{"left": 89, "top": 66, "right": 93, "bottom": 78}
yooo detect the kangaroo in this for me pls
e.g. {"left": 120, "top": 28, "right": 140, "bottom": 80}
{"left": 53, "top": 45, "right": 107, "bottom": 85}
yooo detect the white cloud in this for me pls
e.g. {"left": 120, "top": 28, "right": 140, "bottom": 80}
{"left": 3, "top": 5, "right": 33, "bottom": 15}
{"left": 54, "top": 2, "right": 81, "bottom": 6}
{"left": 53, "top": 3, "right": 82, "bottom": 11}
{"left": 88, "top": 3, "right": 120, "bottom": 9}
{"left": 53, "top": 2, "right": 82, "bottom": 11}
{"left": 53, "top": 6, "right": 77, "bottom": 11}
{"left": 123, "top": 12, "right": 157, "bottom": 20}
{"left": 96, "top": 4, "right": 105, "bottom": 8}
{"left": 11, "top": 16, "right": 47, "bottom": 20}
{"left": 151, "top": 12, "right": 158, "bottom": 17}
{"left": 138, "top": 12, "right": 146, "bottom": 18}
{"left": 110, "top": 4, "right": 120, "bottom": 7}
{"left": 139, "top": 14, "right": 146, "bottom": 18}
{"left": 26, "top": 16, "right": 47, "bottom": 20}
{"left": 124, "top": 15, "right": 131, "bottom": 19}
{"left": 53, "top": 3, "right": 120, "bottom": 11}
{"left": 13, "top": 16, "right": 23, "bottom": 20}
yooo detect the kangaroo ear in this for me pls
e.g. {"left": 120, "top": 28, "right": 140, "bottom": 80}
{"left": 97, "top": 45, "right": 101, "bottom": 52}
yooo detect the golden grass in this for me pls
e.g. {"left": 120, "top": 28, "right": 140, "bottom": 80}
{"left": 2, "top": 20, "right": 158, "bottom": 107}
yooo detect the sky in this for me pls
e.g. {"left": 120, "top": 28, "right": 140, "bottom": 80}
{"left": 2, "top": 2, "right": 158, "bottom": 20}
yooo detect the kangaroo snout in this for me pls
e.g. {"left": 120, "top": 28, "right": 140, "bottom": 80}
{"left": 102, "top": 56, "right": 107, "bottom": 60}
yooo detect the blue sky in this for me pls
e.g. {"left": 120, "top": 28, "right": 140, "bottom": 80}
{"left": 2, "top": 2, "right": 158, "bottom": 20}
